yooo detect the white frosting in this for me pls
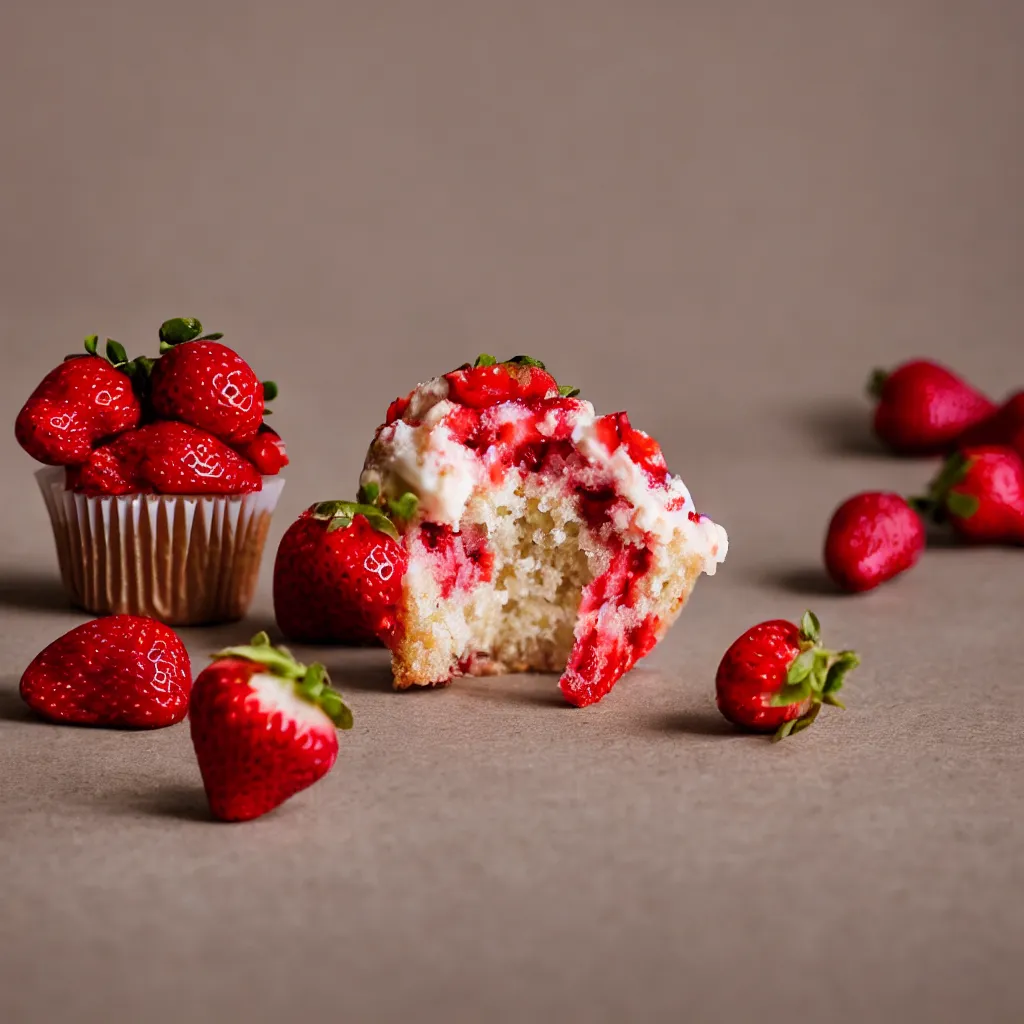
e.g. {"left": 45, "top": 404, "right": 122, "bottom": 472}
{"left": 361, "top": 381, "right": 728, "bottom": 575}
{"left": 362, "top": 418, "right": 480, "bottom": 526}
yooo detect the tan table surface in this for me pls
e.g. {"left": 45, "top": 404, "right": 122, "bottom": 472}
{"left": 2, "top": 3, "right": 1023, "bottom": 1022}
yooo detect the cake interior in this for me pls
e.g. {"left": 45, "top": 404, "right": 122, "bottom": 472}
{"left": 392, "top": 466, "right": 697, "bottom": 697}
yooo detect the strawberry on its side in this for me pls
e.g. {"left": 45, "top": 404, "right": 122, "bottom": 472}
{"left": 868, "top": 360, "right": 995, "bottom": 455}
{"left": 716, "top": 611, "right": 859, "bottom": 741}
{"left": 73, "top": 421, "right": 262, "bottom": 495}
{"left": 15, "top": 337, "right": 143, "bottom": 465}
{"left": 914, "top": 446, "right": 1024, "bottom": 545}
{"left": 957, "top": 391, "right": 1024, "bottom": 454}
{"left": 444, "top": 354, "right": 573, "bottom": 409}
{"left": 150, "top": 317, "right": 266, "bottom": 445}
{"left": 189, "top": 633, "right": 353, "bottom": 822}
{"left": 232, "top": 422, "right": 289, "bottom": 475}
{"left": 20, "top": 616, "right": 191, "bottom": 728}
{"left": 273, "top": 499, "right": 408, "bottom": 645}
{"left": 824, "top": 492, "right": 926, "bottom": 592}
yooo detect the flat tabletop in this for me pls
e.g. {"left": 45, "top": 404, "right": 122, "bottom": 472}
{"left": 2, "top": 3, "right": 1023, "bottom": 1022}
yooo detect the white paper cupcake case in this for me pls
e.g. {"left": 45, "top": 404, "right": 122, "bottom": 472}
{"left": 36, "top": 467, "right": 285, "bottom": 626}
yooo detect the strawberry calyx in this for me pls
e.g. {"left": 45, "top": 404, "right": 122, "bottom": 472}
{"left": 211, "top": 632, "right": 353, "bottom": 728}
{"left": 769, "top": 610, "right": 860, "bottom": 742}
{"left": 157, "top": 316, "right": 225, "bottom": 352}
{"left": 867, "top": 368, "right": 889, "bottom": 400}
{"left": 910, "top": 451, "right": 981, "bottom": 523}
{"left": 310, "top": 499, "right": 401, "bottom": 540}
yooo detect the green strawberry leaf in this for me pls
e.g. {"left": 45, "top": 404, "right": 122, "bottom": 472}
{"left": 773, "top": 719, "right": 798, "bottom": 742}
{"left": 799, "top": 610, "right": 821, "bottom": 645}
{"left": 946, "top": 491, "right": 981, "bottom": 519}
{"left": 358, "top": 481, "right": 380, "bottom": 505}
{"left": 387, "top": 492, "right": 419, "bottom": 522}
{"left": 866, "top": 368, "right": 888, "bottom": 399}
{"left": 105, "top": 339, "right": 128, "bottom": 367}
{"left": 158, "top": 317, "right": 204, "bottom": 346}
{"left": 786, "top": 648, "right": 817, "bottom": 685}
{"left": 262, "top": 380, "right": 279, "bottom": 402}
{"left": 197, "top": 332, "right": 224, "bottom": 341}
{"left": 84, "top": 335, "right": 99, "bottom": 357}
{"left": 311, "top": 500, "right": 399, "bottom": 541}
{"left": 474, "top": 354, "right": 497, "bottom": 367}
{"left": 823, "top": 651, "right": 860, "bottom": 694}
{"left": 770, "top": 680, "right": 811, "bottom": 707}
{"left": 558, "top": 385, "right": 581, "bottom": 398}
{"left": 507, "top": 355, "right": 546, "bottom": 369}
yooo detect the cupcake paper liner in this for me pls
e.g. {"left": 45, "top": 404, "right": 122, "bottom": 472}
{"left": 36, "top": 467, "right": 285, "bottom": 626}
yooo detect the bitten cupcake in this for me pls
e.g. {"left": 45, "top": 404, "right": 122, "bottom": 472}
{"left": 16, "top": 318, "right": 288, "bottom": 625}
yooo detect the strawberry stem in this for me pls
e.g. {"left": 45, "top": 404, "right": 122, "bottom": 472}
{"left": 211, "top": 632, "right": 353, "bottom": 729}
{"left": 769, "top": 610, "right": 860, "bottom": 740}
{"left": 310, "top": 500, "right": 400, "bottom": 540}
{"left": 914, "top": 451, "right": 979, "bottom": 523}
{"left": 867, "top": 368, "right": 889, "bottom": 399}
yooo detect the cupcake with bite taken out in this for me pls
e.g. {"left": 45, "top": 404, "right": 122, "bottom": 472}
{"left": 16, "top": 317, "right": 287, "bottom": 625}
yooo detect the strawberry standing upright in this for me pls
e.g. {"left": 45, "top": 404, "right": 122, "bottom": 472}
{"left": 716, "top": 611, "right": 860, "bottom": 741}
{"left": 868, "top": 359, "right": 995, "bottom": 455}
{"left": 273, "top": 498, "right": 409, "bottom": 645}
{"left": 189, "top": 633, "right": 353, "bottom": 822}
{"left": 824, "top": 492, "right": 926, "bottom": 592}
{"left": 914, "top": 446, "right": 1024, "bottom": 545}
{"left": 150, "top": 317, "right": 269, "bottom": 445}
{"left": 20, "top": 616, "right": 191, "bottom": 728}
{"left": 15, "top": 337, "right": 143, "bottom": 465}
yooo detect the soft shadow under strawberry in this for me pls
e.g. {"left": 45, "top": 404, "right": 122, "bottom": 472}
{"left": 646, "top": 710, "right": 736, "bottom": 736}
{"left": 759, "top": 566, "right": 843, "bottom": 596}
{"left": 792, "top": 401, "right": 884, "bottom": 457}
{"left": 130, "top": 785, "right": 214, "bottom": 823}
{"left": 0, "top": 685, "right": 37, "bottom": 724}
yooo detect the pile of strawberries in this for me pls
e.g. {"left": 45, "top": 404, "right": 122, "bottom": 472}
{"left": 824, "top": 359, "right": 1024, "bottom": 591}
{"left": 15, "top": 317, "right": 287, "bottom": 493}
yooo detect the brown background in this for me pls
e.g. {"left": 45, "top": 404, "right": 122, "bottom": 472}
{"left": 1, "top": 2, "right": 1023, "bottom": 1022}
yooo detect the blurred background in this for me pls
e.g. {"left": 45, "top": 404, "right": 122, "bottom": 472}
{"left": 1, "top": 4, "right": 1023, "bottom": 1021}
{"left": 2, "top": 0, "right": 1022, "bottom": 587}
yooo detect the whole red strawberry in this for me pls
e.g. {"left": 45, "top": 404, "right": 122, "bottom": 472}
{"left": 957, "top": 391, "right": 1024, "bottom": 454}
{"left": 150, "top": 318, "right": 267, "bottom": 444}
{"left": 869, "top": 359, "right": 995, "bottom": 455}
{"left": 274, "top": 500, "right": 408, "bottom": 645}
{"left": 233, "top": 422, "right": 289, "bottom": 475}
{"left": 20, "top": 615, "right": 191, "bottom": 728}
{"left": 74, "top": 421, "right": 262, "bottom": 495}
{"left": 189, "top": 632, "right": 353, "bottom": 822}
{"left": 916, "top": 446, "right": 1024, "bottom": 544}
{"left": 15, "top": 337, "right": 143, "bottom": 465}
{"left": 444, "top": 354, "right": 570, "bottom": 409}
{"left": 716, "top": 611, "right": 859, "bottom": 741}
{"left": 824, "top": 492, "right": 925, "bottom": 592}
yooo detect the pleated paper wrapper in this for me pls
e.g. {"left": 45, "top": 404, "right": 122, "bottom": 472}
{"left": 36, "top": 468, "right": 285, "bottom": 626}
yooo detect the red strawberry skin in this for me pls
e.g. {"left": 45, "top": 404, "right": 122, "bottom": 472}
{"left": 73, "top": 422, "right": 262, "bottom": 495}
{"left": 958, "top": 392, "right": 1024, "bottom": 452}
{"left": 20, "top": 616, "right": 191, "bottom": 728}
{"left": 274, "top": 509, "right": 408, "bottom": 644}
{"left": 232, "top": 423, "right": 289, "bottom": 475}
{"left": 871, "top": 360, "right": 995, "bottom": 455}
{"left": 189, "top": 658, "right": 338, "bottom": 822}
{"left": 444, "top": 360, "right": 558, "bottom": 409}
{"left": 15, "top": 357, "right": 142, "bottom": 465}
{"left": 715, "top": 619, "right": 810, "bottom": 732}
{"left": 150, "top": 341, "right": 264, "bottom": 444}
{"left": 824, "top": 492, "right": 925, "bottom": 592}
{"left": 945, "top": 446, "right": 1024, "bottom": 544}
